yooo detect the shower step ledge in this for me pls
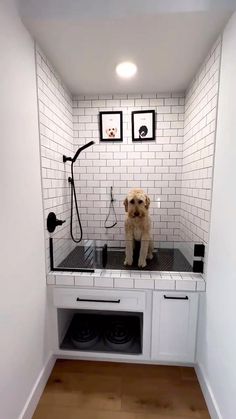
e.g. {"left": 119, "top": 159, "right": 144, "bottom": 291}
{"left": 47, "top": 270, "right": 205, "bottom": 292}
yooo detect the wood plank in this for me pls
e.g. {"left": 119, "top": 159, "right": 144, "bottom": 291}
{"left": 40, "top": 371, "right": 122, "bottom": 410}
{"left": 122, "top": 376, "right": 209, "bottom": 418}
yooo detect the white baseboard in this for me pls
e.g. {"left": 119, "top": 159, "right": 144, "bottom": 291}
{"left": 195, "top": 363, "right": 222, "bottom": 419}
{"left": 19, "top": 353, "right": 56, "bottom": 419}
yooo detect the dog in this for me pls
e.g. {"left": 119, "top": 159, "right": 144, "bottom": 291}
{"left": 123, "top": 189, "right": 153, "bottom": 268}
{"left": 106, "top": 127, "right": 117, "bottom": 138}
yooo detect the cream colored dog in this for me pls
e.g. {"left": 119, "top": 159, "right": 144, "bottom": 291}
{"left": 123, "top": 189, "right": 153, "bottom": 268}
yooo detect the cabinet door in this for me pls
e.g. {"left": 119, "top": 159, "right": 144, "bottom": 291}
{"left": 151, "top": 291, "right": 199, "bottom": 363}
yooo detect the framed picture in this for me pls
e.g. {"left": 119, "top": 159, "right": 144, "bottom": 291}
{"left": 131, "top": 110, "right": 155, "bottom": 141}
{"left": 99, "top": 111, "right": 123, "bottom": 142}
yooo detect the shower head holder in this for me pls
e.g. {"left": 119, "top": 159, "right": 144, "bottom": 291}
{"left": 63, "top": 155, "right": 73, "bottom": 163}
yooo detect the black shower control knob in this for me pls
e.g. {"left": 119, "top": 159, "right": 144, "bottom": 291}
{"left": 47, "top": 212, "right": 65, "bottom": 233}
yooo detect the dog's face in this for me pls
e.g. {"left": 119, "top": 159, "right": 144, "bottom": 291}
{"left": 106, "top": 127, "right": 117, "bottom": 138}
{"left": 123, "top": 189, "right": 150, "bottom": 218}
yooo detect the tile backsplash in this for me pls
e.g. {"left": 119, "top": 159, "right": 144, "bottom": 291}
{"left": 36, "top": 45, "right": 75, "bottom": 270}
{"left": 180, "top": 37, "right": 221, "bottom": 246}
{"left": 72, "top": 93, "right": 185, "bottom": 245}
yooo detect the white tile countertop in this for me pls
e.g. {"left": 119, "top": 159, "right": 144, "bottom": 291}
{"left": 47, "top": 270, "right": 206, "bottom": 292}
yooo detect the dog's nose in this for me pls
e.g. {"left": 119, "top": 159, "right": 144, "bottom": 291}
{"left": 134, "top": 211, "right": 139, "bottom": 217}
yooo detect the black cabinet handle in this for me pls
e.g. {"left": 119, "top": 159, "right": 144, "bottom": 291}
{"left": 164, "top": 295, "right": 189, "bottom": 300}
{"left": 76, "top": 298, "right": 121, "bottom": 304}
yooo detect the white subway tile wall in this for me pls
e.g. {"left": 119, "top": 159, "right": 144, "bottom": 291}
{"left": 36, "top": 37, "right": 221, "bottom": 272}
{"left": 73, "top": 94, "right": 185, "bottom": 245}
{"left": 36, "top": 45, "right": 75, "bottom": 269}
{"left": 180, "top": 38, "right": 221, "bottom": 246}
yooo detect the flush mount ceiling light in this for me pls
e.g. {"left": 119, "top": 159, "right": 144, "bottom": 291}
{"left": 116, "top": 61, "right": 137, "bottom": 79}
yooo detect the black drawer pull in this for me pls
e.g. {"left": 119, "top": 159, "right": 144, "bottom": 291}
{"left": 76, "top": 298, "right": 121, "bottom": 304}
{"left": 164, "top": 295, "right": 189, "bottom": 300}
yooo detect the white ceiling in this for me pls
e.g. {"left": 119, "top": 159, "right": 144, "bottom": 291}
{"left": 19, "top": 1, "right": 233, "bottom": 95}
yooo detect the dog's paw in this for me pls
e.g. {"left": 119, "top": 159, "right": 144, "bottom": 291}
{"left": 147, "top": 253, "right": 153, "bottom": 260}
{"left": 138, "top": 259, "right": 147, "bottom": 268}
{"left": 124, "top": 258, "right": 133, "bottom": 266}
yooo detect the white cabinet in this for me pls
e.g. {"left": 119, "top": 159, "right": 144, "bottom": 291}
{"left": 51, "top": 287, "right": 200, "bottom": 365}
{"left": 151, "top": 291, "right": 199, "bottom": 363}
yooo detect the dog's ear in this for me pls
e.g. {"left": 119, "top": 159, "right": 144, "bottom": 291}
{"left": 114, "top": 128, "right": 117, "bottom": 133}
{"left": 123, "top": 197, "right": 128, "bottom": 212}
{"left": 145, "top": 195, "right": 150, "bottom": 209}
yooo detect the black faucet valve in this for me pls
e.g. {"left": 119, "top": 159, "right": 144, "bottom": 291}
{"left": 47, "top": 212, "right": 65, "bottom": 233}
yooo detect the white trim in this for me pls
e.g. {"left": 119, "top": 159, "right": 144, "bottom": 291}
{"left": 195, "top": 363, "right": 222, "bottom": 419}
{"left": 19, "top": 353, "right": 56, "bottom": 419}
{"left": 56, "top": 353, "right": 194, "bottom": 366}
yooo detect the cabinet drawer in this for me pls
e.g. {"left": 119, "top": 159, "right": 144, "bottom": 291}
{"left": 53, "top": 288, "right": 146, "bottom": 312}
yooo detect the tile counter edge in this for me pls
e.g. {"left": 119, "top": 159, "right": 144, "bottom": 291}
{"left": 46, "top": 270, "right": 206, "bottom": 292}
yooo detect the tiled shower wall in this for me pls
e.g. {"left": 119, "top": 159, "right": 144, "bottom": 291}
{"left": 36, "top": 45, "right": 75, "bottom": 269}
{"left": 72, "top": 95, "right": 185, "bottom": 245}
{"left": 37, "top": 36, "right": 221, "bottom": 269}
{"left": 180, "top": 37, "right": 221, "bottom": 249}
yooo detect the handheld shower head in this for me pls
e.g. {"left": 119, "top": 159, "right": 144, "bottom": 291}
{"left": 72, "top": 140, "right": 95, "bottom": 163}
{"left": 63, "top": 140, "right": 94, "bottom": 163}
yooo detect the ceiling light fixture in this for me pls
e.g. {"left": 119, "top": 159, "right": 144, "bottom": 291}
{"left": 116, "top": 61, "right": 137, "bottom": 79}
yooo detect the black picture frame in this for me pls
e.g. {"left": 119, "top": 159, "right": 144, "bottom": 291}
{"left": 131, "top": 110, "right": 155, "bottom": 142}
{"left": 99, "top": 111, "right": 123, "bottom": 142}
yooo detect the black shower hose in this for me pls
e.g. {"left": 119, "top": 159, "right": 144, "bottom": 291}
{"left": 70, "top": 162, "right": 83, "bottom": 243}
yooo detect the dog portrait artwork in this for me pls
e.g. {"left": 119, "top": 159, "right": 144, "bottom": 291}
{"left": 132, "top": 110, "right": 155, "bottom": 142}
{"left": 99, "top": 111, "right": 123, "bottom": 142}
{"left": 123, "top": 189, "right": 153, "bottom": 268}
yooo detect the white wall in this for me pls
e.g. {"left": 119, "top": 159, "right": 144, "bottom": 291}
{"left": 0, "top": 1, "right": 51, "bottom": 418}
{"left": 196, "top": 12, "right": 236, "bottom": 419}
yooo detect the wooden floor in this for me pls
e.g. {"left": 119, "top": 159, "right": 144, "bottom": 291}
{"left": 33, "top": 360, "right": 210, "bottom": 419}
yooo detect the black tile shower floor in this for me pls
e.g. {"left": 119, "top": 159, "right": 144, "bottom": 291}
{"left": 58, "top": 245, "right": 192, "bottom": 272}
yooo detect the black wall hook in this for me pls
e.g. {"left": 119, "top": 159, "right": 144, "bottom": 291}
{"left": 47, "top": 212, "right": 65, "bottom": 233}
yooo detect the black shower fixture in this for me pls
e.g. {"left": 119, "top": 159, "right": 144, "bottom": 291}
{"left": 63, "top": 141, "right": 95, "bottom": 163}
{"left": 47, "top": 212, "right": 65, "bottom": 233}
{"left": 63, "top": 141, "right": 95, "bottom": 243}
